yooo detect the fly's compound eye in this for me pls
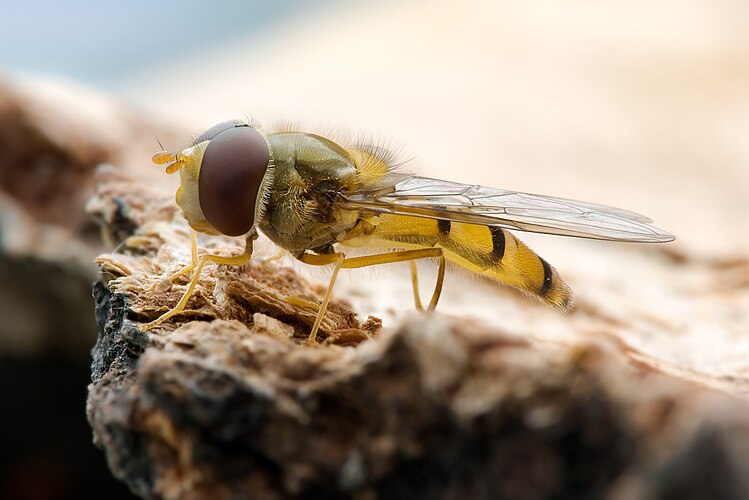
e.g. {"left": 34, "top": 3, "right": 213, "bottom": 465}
{"left": 193, "top": 119, "right": 244, "bottom": 146}
{"left": 198, "top": 126, "right": 270, "bottom": 236}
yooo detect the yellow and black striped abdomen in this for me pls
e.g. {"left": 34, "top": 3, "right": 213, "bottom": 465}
{"left": 345, "top": 214, "right": 573, "bottom": 310}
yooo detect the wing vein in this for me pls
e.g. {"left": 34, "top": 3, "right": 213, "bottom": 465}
{"left": 342, "top": 174, "right": 674, "bottom": 243}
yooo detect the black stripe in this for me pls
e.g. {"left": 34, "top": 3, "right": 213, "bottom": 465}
{"left": 489, "top": 227, "right": 505, "bottom": 261}
{"left": 437, "top": 219, "right": 451, "bottom": 235}
{"left": 539, "top": 258, "right": 553, "bottom": 296}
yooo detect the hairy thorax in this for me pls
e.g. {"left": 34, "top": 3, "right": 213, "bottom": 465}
{"left": 258, "top": 132, "right": 362, "bottom": 255}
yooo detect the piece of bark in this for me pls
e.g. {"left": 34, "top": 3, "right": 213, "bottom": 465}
{"left": 89, "top": 286, "right": 634, "bottom": 499}
{"left": 88, "top": 168, "right": 749, "bottom": 499}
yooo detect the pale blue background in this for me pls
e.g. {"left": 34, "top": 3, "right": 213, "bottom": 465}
{"left": 0, "top": 1, "right": 348, "bottom": 88}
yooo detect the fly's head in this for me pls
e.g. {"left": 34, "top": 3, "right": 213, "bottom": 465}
{"left": 153, "top": 120, "right": 274, "bottom": 237}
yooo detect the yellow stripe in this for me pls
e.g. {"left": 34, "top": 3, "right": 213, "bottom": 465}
{"left": 341, "top": 214, "right": 572, "bottom": 310}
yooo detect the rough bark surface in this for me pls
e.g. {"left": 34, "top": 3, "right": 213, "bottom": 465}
{"left": 2, "top": 3, "right": 748, "bottom": 498}
{"left": 87, "top": 170, "right": 749, "bottom": 500}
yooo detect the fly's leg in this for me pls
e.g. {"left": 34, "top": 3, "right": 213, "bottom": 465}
{"left": 190, "top": 229, "right": 198, "bottom": 265}
{"left": 342, "top": 248, "right": 445, "bottom": 311}
{"left": 303, "top": 253, "right": 345, "bottom": 344}
{"left": 149, "top": 230, "right": 200, "bottom": 291}
{"left": 410, "top": 261, "right": 423, "bottom": 311}
{"left": 262, "top": 248, "right": 287, "bottom": 264}
{"left": 142, "top": 236, "right": 253, "bottom": 330}
{"left": 300, "top": 248, "right": 446, "bottom": 343}
{"left": 428, "top": 253, "right": 446, "bottom": 311}
{"left": 143, "top": 250, "right": 250, "bottom": 330}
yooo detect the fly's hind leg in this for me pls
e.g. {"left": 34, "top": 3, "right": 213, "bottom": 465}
{"left": 300, "top": 248, "right": 446, "bottom": 344}
{"left": 142, "top": 235, "right": 253, "bottom": 330}
{"left": 410, "top": 261, "right": 423, "bottom": 310}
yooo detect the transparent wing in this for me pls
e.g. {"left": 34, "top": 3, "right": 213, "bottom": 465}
{"left": 340, "top": 173, "right": 674, "bottom": 242}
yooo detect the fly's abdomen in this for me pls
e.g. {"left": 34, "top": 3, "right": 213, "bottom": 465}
{"left": 349, "top": 214, "right": 573, "bottom": 310}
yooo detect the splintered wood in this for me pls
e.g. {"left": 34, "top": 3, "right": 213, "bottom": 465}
{"left": 91, "top": 171, "right": 378, "bottom": 344}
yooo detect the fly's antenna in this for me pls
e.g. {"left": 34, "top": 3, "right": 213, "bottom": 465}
{"left": 152, "top": 136, "right": 183, "bottom": 174}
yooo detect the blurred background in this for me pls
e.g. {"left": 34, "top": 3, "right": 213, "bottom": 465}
{"left": 1, "top": 0, "right": 748, "bottom": 498}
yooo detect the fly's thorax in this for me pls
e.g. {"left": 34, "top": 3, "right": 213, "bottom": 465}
{"left": 258, "top": 132, "right": 361, "bottom": 253}
{"left": 266, "top": 132, "right": 359, "bottom": 185}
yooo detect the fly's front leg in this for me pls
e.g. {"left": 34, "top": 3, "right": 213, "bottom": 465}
{"left": 190, "top": 229, "right": 198, "bottom": 265}
{"left": 142, "top": 236, "right": 254, "bottom": 330}
{"left": 300, "top": 248, "right": 446, "bottom": 344}
{"left": 149, "top": 230, "right": 200, "bottom": 291}
{"left": 262, "top": 247, "right": 287, "bottom": 264}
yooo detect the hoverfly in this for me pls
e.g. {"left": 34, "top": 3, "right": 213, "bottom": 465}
{"left": 143, "top": 120, "right": 674, "bottom": 342}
